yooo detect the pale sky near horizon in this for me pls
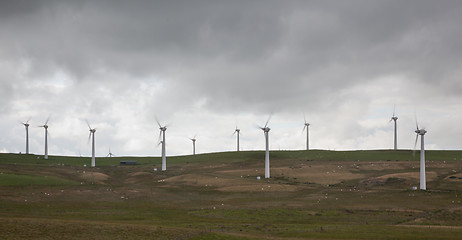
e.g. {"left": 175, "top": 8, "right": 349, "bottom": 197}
{"left": 1, "top": 0, "right": 462, "bottom": 157}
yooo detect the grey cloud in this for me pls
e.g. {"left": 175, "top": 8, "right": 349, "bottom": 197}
{"left": 1, "top": 0, "right": 462, "bottom": 155}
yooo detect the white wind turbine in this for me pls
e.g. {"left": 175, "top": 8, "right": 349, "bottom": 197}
{"left": 156, "top": 119, "right": 167, "bottom": 171}
{"left": 259, "top": 115, "right": 271, "bottom": 179}
{"left": 86, "top": 121, "right": 96, "bottom": 167}
{"left": 189, "top": 135, "right": 197, "bottom": 155}
{"left": 39, "top": 117, "right": 50, "bottom": 159}
{"left": 106, "top": 147, "right": 114, "bottom": 158}
{"left": 414, "top": 120, "right": 427, "bottom": 190}
{"left": 390, "top": 106, "right": 398, "bottom": 150}
{"left": 302, "top": 116, "right": 310, "bottom": 150}
{"left": 21, "top": 119, "right": 31, "bottom": 154}
{"left": 233, "top": 126, "right": 241, "bottom": 152}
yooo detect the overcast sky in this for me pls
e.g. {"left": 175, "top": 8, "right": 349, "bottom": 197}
{"left": 1, "top": 0, "right": 462, "bottom": 158}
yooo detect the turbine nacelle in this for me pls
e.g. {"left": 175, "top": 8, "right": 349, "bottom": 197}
{"left": 40, "top": 117, "right": 50, "bottom": 129}
{"left": 21, "top": 119, "right": 31, "bottom": 127}
{"left": 415, "top": 129, "right": 427, "bottom": 135}
{"left": 391, "top": 116, "right": 398, "bottom": 121}
{"left": 261, "top": 127, "right": 270, "bottom": 132}
{"left": 89, "top": 129, "right": 96, "bottom": 133}
{"left": 159, "top": 126, "right": 167, "bottom": 131}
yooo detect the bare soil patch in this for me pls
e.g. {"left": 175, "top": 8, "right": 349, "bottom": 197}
{"left": 445, "top": 173, "right": 462, "bottom": 182}
{"left": 271, "top": 165, "right": 364, "bottom": 185}
{"left": 361, "top": 171, "right": 438, "bottom": 186}
{"left": 80, "top": 172, "right": 109, "bottom": 184}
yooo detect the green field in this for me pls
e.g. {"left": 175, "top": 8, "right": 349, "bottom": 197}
{"left": 1, "top": 150, "right": 462, "bottom": 239}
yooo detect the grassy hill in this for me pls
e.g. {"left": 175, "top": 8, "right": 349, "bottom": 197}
{"left": 1, "top": 150, "right": 462, "bottom": 239}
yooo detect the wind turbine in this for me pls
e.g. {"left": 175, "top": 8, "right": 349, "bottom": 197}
{"left": 303, "top": 116, "right": 310, "bottom": 150}
{"left": 259, "top": 115, "right": 271, "bottom": 178}
{"left": 390, "top": 106, "right": 398, "bottom": 150}
{"left": 86, "top": 121, "right": 96, "bottom": 167}
{"left": 189, "top": 135, "right": 197, "bottom": 155}
{"left": 233, "top": 126, "right": 240, "bottom": 152}
{"left": 414, "top": 120, "right": 427, "bottom": 190}
{"left": 156, "top": 119, "right": 167, "bottom": 171}
{"left": 39, "top": 117, "right": 50, "bottom": 159}
{"left": 21, "top": 119, "right": 30, "bottom": 154}
{"left": 106, "top": 147, "right": 114, "bottom": 157}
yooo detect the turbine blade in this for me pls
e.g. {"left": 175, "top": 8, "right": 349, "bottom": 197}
{"left": 26, "top": 118, "right": 31, "bottom": 124}
{"left": 413, "top": 133, "right": 419, "bottom": 156}
{"left": 45, "top": 116, "right": 50, "bottom": 125}
{"left": 88, "top": 132, "right": 91, "bottom": 144}
{"left": 158, "top": 130, "right": 162, "bottom": 142}
{"left": 85, "top": 120, "right": 92, "bottom": 130}
{"left": 302, "top": 124, "right": 306, "bottom": 133}
{"left": 155, "top": 117, "right": 162, "bottom": 128}
{"left": 392, "top": 104, "right": 396, "bottom": 117}
{"left": 264, "top": 114, "right": 272, "bottom": 128}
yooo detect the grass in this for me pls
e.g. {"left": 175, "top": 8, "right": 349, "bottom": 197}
{"left": 1, "top": 150, "right": 462, "bottom": 239}
{"left": 0, "top": 173, "right": 78, "bottom": 186}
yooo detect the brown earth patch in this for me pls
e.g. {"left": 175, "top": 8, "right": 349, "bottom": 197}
{"left": 271, "top": 166, "right": 365, "bottom": 185}
{"left": 128, "top": 172, "right": 151, "bottom": 177}
{"left": 218, "top": 184, "right": 300, "bottom": 192}
{"left": 219, "top": 165, "right": 364, "bottom": 185}
{"left": 445, "top": 173, "right": 462, "bottom": 182}
{"left": 361, "top": 172, "right": 438, "bottom": 185}
{"left": 80, "top": 172, "right": 109, "bottom": 184}
{"left": 162, "top": 173, "right": 302, "bottom": 192}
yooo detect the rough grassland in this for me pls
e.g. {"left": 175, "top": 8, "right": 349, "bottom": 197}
{"left": 1, "top": 150, "right": 462, "bottom": 239}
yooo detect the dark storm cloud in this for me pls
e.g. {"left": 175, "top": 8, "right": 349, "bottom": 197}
{"left": 2, "top": 0, "right": 462, "bottom": 154}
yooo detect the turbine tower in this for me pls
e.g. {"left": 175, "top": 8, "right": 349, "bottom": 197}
{"left": 21, "top": 119, "right": 30, "bottom": 154}
{"left": 303, "top": 116, "right": 310, "bottom": 150}
{"left": 39, "top": 117, "right": 50, "bottom": 159}
{"left": 233, "top": 127, "right": 240, "bottom": 152}
{"left": 259, "top": 116, "right": 271, "bottom": 178}
{"left": 414, "top": 122, "right": 427, "bottom": 190}
{"left": 190, "top": 136, "right": 196, "bottom": 155}
{"left": 86, "top": 121, "right": 96, "bottom": 167}
{"left": 390, "top": 106, "right": 398, "bottom": 150}
{"left": 156, "top": 119, "right": 167, "bottom": 171}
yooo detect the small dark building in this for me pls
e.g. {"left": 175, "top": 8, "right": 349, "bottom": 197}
{"left": 119, "top": 161, "right": 137, "bottom": 165}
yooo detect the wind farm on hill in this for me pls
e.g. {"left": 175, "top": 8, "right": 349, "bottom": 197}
{"left": 1, "top": 149, "right": 462, "bottom": 239}
{"left": 5, "top": 108, "right": 462, "bottom": 239}
{"left": 16, "top": 109, "right": 434, "bottom": 190}
{"left": 3, "top": 111, "right": 462, "bottom": 239}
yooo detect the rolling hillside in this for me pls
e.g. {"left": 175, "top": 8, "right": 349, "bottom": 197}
{"left": 1, "top": 150, "right": 462, "bottom": 239}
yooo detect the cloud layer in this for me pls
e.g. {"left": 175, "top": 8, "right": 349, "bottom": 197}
{"left": 1, "top": 0, "right": 462, "bottom": 157}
